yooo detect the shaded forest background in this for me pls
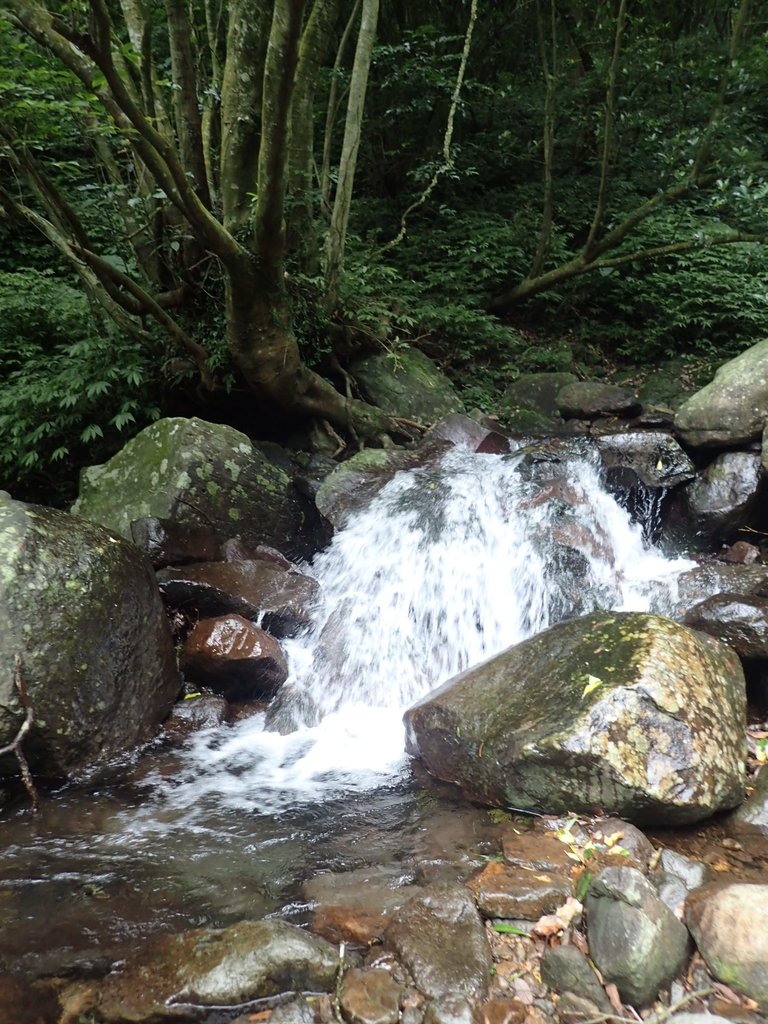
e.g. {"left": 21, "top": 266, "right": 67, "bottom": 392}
{"left": 1, "top": 0, "right": 767, "bottom": 504}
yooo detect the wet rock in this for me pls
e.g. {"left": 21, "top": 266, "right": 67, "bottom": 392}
{"left": 0, "top": 497, "right": 180, "bottom": 778}
{"left": 477, "top": 997, "right": 528, "bottom": 1024}
{"left": 0, "top": 975, "right": 59, "bottom": 1024}
{"left": 72, "top": 416, "right": 318, "bottom": 560}
{"left": 727, "top": 766, "right": 768, "bottom": 837}
{"left": 501, "top": 829, "right": 575, "bottom": 873}
{"left": 675, "top": 563, "right": 768, "bottom": 615}
{"left": 685, "top": 882, "right": 768, "bottom": 1010}
{"left": 595, "top": 431, "right": 695, "bottom": 490}
{"left": 180, "top": 614, "right": 288, "bottom": 699}
{"left": 588, "top": 817, "right": 656, "bottom": 870}
{"left": 539, "top": 945, "right": 611, "bottom": 1013}
{"left": 683, "top": 593, "right": 768, "bottom": 660}
{"left": 351, "top": 347, "right": 464, "bottom": 424}
{"left": 315, "top": 443, "right": 450, "bottom": 529}
{"left": 674, "top": 338, "right": 768, "bottom": 447}
{"left": 89, "top": 919, "right": 339, "bottom": 1022}
{"left": 305, "top": 867, "right": 421, "bottom": 946}
{"left": 422, "top": 996, "right": 476, "bottom": 1024}
{"left": 678, "top": 452, "right": 764, "bottom": 543}
{"left": 722, "top": 540, "right": 761, "bottom": 565}
{"left": 384, "top": 883, "right": 491, "bottom": 1004}
{"left": 405, "top": 612, "right": 746, "bottom": 825}
{"left": 424, "top": 414, "right": 511, "bottom": 454}
{"left": 557, "top": 382, "right": 641, "bottom": 420}
{"left": 585, "top": 866, "right": 690, "bottom": 1006}
{"left": 466, "top": 860, "right": 571, "bottom": 920}
{"left": 157, "top": 560, "right": 319, "bottom": 638}
{"left": 653, "top": 849, "right": 710, "bottom": 916}
{"left": 163, "top": 692, "right": 228, "bottom": 744}
{"left": 130, "top": 516, "right": 222, "bottom": 568}
{"left": 340, "top": 968, "right": 402, "bottom": 1024}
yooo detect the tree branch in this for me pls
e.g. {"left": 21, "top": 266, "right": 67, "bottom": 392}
{"left": 0, "top": 656, "right": 39, "bottom": 814}
{"left": 529, "top": 0, "right": 557, "bottom": 278}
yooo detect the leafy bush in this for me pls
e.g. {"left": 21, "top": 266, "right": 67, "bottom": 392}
{"left": 0, "top": 270, "right": 161, "bottom": 504}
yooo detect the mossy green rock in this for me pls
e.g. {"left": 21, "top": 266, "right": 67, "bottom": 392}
{"left": 498, "top": 372, "right": 577, "bottom": 432}
{"left": 72, "top": 417, "right": 311, "bottom": 558}
{"left": 0, "top": 496, "right": 180, "bottom": 777}
{"left": 405, "top": 612, "right": 746, "bottom": 825}
{"left": 352, "top": 347, "right": 464, "bottom": 423}
{"left": 675, "top": 338, "right": 768, "bottom": 447}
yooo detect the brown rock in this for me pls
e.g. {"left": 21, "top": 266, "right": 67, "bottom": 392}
{"left": 313, "top": 905, "right": 390, "bottom": 946}
{"left": 0, "top": 976, "right": 59, "bottom": 1024}
{"left": 501, "top": 830, "right": 574, "bottom": 873}
{"left": 181, "top": 614, "right": 288, "bottom": 699}
{"left": 478, "top": 998, "right": 527, "bottom": 1024}
{"left": 162, "top": 692, "right": 229, "bottom": 744}
{"left": 466, "top": 860, "right": 571, "bottom": 920}
{"left": 130, "top": 516, "right": 221, "bottom": 568}
{"left": 340, "top": 968, "right": 402, "bottom": 1024}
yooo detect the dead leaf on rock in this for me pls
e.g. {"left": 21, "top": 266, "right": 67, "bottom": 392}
{"left": 604, "top": 982, "right": 623, "bottom": 1014}
{"left": 531, "top": 897, "right": 583, "bottom": 938}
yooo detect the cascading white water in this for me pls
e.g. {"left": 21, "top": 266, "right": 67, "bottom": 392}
{"left": 154, "top": 444, "right": 692, "bottom": 816}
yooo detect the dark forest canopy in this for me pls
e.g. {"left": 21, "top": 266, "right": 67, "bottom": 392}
{"left": 0, "top": 0, "right": 767, "bottom": 497}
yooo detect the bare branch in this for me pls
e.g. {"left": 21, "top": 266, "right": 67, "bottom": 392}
{"left": 0, "top": 656, "right": 39, "bottom": 814}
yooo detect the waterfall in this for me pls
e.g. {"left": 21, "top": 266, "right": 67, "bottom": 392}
{"left": 155, "top": 445, "right": 692, "bottom": 815}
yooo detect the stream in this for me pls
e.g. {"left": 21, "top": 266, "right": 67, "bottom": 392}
{"left": 0, "top": 445, "right": 754, "bottom": 978}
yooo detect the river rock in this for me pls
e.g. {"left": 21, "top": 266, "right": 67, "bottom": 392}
{"left": 652, "top": 849, "right": 710, "bottom": 916}
{"left": 675, "top": 563, "right": 768, "bottom": 615}
{"left": 685, "top": 882, "right": 768, "bottom": 1010}
{"left": 180, "top": 614, "right": 288, "bottom": 699}
{"left": 163, "top": 692, "right": 229, "bottom": 745}
{"left": 683, "top": 593, "right": 768, "bottom": 660}
{"left": 677, "top": 452, "right": 764, "bottom": 543}
{"left": 72, "top": 416, "right": 317, "bottom": 560}
{"left": 498, "top": 372, "right": 577, "bottom": 432}
{"left": 674, "top": 338, "right": 768, "bottom": 446}
{"left": 585, "top": 866, "right": 690, "bottom": 1006}
{"left": 727, "top": 766, "right": 768, "bottom": 838}
{"left": 0, "top": 975, "right": 59, "bottom": 1024}
{"left": 595, "top": 431, "right": 695, "bottom": 489}
{"left": 404, "top": 612, "right": 746, "bottom": 825}
{"left": 306, "top": 866, "right": 421, "bottom": 946}
{"left": 384, "top": 883, "right": 491, "bottom": 1005}
{"left": 157, "top": 560, "right": 319, "bottom": 637}
{"left": 340, "top": 968, "right": 402, "bottom": 1024}
{"left": 130, "top": 516, "right": 222, "bottom": 568}
{"left": 539, "top": 945, "right": 612, "bottom": 1014}
{"left": 351, "top": 347, "right": 464, "bottom": 424}
{"left": 0, "top": 497, "right": 180, "bottom": 777}
{"left": 424, "top": 414, "right": 511, "bottom": 454}
{"left": 557, "top": 382, "right": 641, "bottom": 420}
{"left": 88, "top": 919, "right": 339, "bottom": 1022}
{"left": 465, "top": 860, "right": 571, "bottom": 920}
{"left": 315, "top": 443, "right": 450, "bottom": 529}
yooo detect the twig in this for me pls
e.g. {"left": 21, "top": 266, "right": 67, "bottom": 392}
{"left": 578, "top": 987, "right": 714, "bottom": 1024}
{"left": 0, "top": 655, "right": 39, "bottom": 813}
{"left": 332, "top": 941, "right": 346, "bottom": 1024}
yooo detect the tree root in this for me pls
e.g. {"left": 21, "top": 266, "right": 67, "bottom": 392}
{"left": 0, "top": 655, "right": 39, "bottom": 813}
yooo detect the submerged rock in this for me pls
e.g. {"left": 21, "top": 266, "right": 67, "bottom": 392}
{"left": 685, "top": 882, "right": 768, "bottom": 1011}
{"left": 72, "top": 416, "right": 318, "bottom": 560}
{"left": 674, "top": 338, "right": 768, "bottom": 447}
{"left": 585, "top": 866, "right": 690, "bottom": 1006}
{"left": 404, "top": 612, "right": 746, "bottom": 824}
{"left": 87, "top": 919, "right": 339, "bottom": 1022}
{"left": 0, "top": 496, "right": 180, "bottom": 777}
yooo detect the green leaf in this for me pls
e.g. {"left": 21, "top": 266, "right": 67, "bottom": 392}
{"left": 492, "top": 922, "right": 530, "bottom": 936}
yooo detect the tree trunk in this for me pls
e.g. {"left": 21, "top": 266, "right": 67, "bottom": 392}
{"left": 324, "top": 0, "right": 379, "bottom": 310}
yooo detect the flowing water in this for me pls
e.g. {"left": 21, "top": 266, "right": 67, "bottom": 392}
{"left": 0, "top": 444, "right": 698, "bottom": 974}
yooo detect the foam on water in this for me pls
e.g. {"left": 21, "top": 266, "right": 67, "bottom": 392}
{"left": 148, "top": 445, "right": 693, "bottom": 819}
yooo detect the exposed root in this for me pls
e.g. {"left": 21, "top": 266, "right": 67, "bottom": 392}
{"left": 0, "top": 655, "right": 39, "bottom": 813}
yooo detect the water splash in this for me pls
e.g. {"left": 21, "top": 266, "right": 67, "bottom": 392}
{"left": 151, "top": 445, "right": 692, "bottom": 816}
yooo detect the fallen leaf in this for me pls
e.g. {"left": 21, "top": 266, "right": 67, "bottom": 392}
{"left": 603, "top": 831, "right": 624, "bottom": 848}
{"left": 247, "top": 1012, "right": 273, "bottom": 1022}
{"left": 581, "top": 675, "right": 603, "bottom": 698}
{"left": 604, "top": 982, "right": 623, "bottom": 1014}
{"left": 710, "top": 857, "right": 731, "bottom": 873}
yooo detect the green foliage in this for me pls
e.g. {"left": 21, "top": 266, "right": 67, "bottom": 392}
{"left": 0, "top": 270, "right": 161, "bottom": 504}
{"left": 558, "top": 207, "right": 768, "bottom": 364}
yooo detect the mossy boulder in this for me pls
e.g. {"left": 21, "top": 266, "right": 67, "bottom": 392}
{"left": 351, "top": 347, "right": 464, "bottom": 424}
{"left": 0, "top": 496, "right": 180, "bottom": 777}
{"left": 497, "top": 372, "right": 577, "bottom": 432}
{"left": 674, "top": 339, "right": 768, "bottom": 447}
{"left": 72, "top": 417, "right": 316, "bottom": 559}
{"left": 404, "top": 612, "right": 746, "bottom": 825}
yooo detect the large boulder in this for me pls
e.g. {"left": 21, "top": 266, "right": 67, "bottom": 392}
{"left": 404, "top": 612, "right": 746, "bottom": 825}
{"left": 556, "top": 382, "right": 641, "bottom": 420}
{"left": 351, "top": 347, "right": 464, "bottom": 424}
{"left": 497, "top": 372, "right": 577, "bottom": 432}
{"left": 674, "top": 339, "right": 768, "bottom": 447}
{"left": 595, "top": 432, "right": 695, "bottom": 490}
{"left": 0, "top": 497, "right": 180, "bottom": 777}
{"left": 72, "top": 417, "right": 317, "bottom": 560}
{"left": 676, "top": 452, "right": 764, "bottom": 543}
